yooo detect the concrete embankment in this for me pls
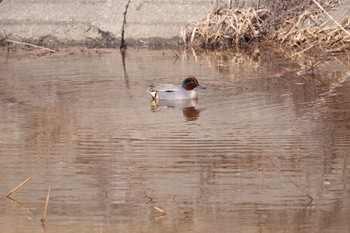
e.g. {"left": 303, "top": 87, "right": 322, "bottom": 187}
{"left": 0, "top": 0, "right": 349, "bottom": 47}
{"left": 0, "top": 0, "right": 226, "bottom": 46}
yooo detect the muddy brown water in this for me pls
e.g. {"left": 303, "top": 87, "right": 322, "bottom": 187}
{"left": 0, "top": 49, "right": 350, "bottom": 233}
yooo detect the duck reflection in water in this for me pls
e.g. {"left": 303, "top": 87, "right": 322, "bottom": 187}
{"left": 150, "top": 99, "right": 201, "bottom": 121}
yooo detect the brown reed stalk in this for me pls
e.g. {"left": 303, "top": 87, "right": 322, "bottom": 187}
{"left": 6, "top": 177, "right": 32, "bottom": 197}
{"left": 41, "top": 187, "right": 51, "bottom": 225}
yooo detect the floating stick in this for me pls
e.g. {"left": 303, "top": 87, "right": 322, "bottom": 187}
{"left": 154, "top": 206, "right": 166, "bottom": 214}
{"left": 6, "top": 177, "right": 32, "bottom": 197}
{"left": 154, "top": 206, "right": 166, "bottom": 220}
{"left": 41, "top": 187, "right": 51, "bottom": 225}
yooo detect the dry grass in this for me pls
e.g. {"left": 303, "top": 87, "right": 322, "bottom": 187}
{"left": 182, "top": 7, "right": 269, "bottom": 49}
{"left": 182, "top": 0, "right": 350, "bottom": 53}
{"left": 268, "top": 0, "right": 350, "bottom": 52}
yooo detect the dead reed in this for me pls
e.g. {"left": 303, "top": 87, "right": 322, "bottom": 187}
{"left": 41, "top": 187, "right": 51, "bottom": 225}
{"left": 154, "top": 206, "right": 166, "bottom": 220}
{"left": 182, "top": 7, "right": 269, "bottom": 49}
{"left": 182, "top": 0, "right": 350, "bottom": 53}
{"left": 6, "top": 177, "right": 32, "bottom": 197}
{"left": 268, "top": 0, "right": 350, "bottom": 53}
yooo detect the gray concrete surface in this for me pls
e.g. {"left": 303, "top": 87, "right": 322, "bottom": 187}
{"left": 0, "top": 0, "right": 224, "bottom": 44}
{"left": 0, "top": 0, "right": 349, "bottom": 46}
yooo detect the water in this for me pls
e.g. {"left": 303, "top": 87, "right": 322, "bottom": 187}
{"left": 0, "top": 49, "right": 350, "bottom": 233}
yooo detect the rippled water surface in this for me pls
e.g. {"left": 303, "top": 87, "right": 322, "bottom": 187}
{"left": 0, "top": 49, "right": 350, "bottom": 233}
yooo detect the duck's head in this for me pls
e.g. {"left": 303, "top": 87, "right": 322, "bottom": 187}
{"left": 181, "top": 76, "right": 206, "bottom": 91}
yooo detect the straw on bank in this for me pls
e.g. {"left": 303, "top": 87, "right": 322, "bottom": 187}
{"left": 182, "top": 0, "right": 350, "bottom": 53}
{"left": 182, "top": 7, "right": 269, "bottom": 48}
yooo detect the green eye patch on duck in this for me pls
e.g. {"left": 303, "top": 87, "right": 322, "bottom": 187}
{"left": 182, "top": 76, "right": 206, "bottom": 90}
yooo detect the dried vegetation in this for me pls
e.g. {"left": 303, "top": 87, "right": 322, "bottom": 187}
{"left": 182, "top": 0, "right": 350, "bottom": 53}
{"left": 181, "top": 7, "right": 269, "bottom": 48}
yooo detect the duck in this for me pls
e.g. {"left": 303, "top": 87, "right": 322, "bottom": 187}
{"left": 148, "top": 75, "right": 206, "bottom": 100}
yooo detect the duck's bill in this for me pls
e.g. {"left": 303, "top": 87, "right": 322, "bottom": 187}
{"left": 196, "top": 84, "right": 206, "bottom": 89}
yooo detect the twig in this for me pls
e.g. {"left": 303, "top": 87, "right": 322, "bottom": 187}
{"left": 154, "top": 206, "right": 166, "bottom": 214}
{"left": 268, "top": 159, "right": 313, "bottom": 204}
{"left": 312, "top": 0, "right": 350, "bottom": 37}
{"left": 144, "top": 195, "right": 153, "bottom": 204}
{"left": 6, "top": 177, "right": 31, "bottom": 197}
{"left": 290, "top": 42, "right": 319, "bottom": 57}
{"left": 120, "top": 0, "right": 131, "bottom": 51}
{"left": 5, "top": 39, "right": 56, "bottom": 53}
{"left": 154, "top": 206, "right": 166, "bottom": 220}
{"left": 41, "top": 187, "right": 51, "bottom": 225}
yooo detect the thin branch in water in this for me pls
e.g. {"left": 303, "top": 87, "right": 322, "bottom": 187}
{"left": 120, "top": 0, "right": 131, "bottom": 51}
{"left": 154, "top": 206, "right": 166, "bottom": 214}
{"left": 267, "top": 159, "right": 314, "bottom": 204}
{"left": 41, "top": 187, "right": 51, "bottom": 226}
{"left": 6, "top": 177, "right": 32, "bottom": 197}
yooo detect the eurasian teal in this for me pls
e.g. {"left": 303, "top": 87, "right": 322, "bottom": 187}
{"left": 148, "top": 75, "right": 206, "bottom": 100}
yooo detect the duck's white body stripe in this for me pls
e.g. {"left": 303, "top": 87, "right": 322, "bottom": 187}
{"left": 148, "top": 85, "right": 198, "bottom": 100}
